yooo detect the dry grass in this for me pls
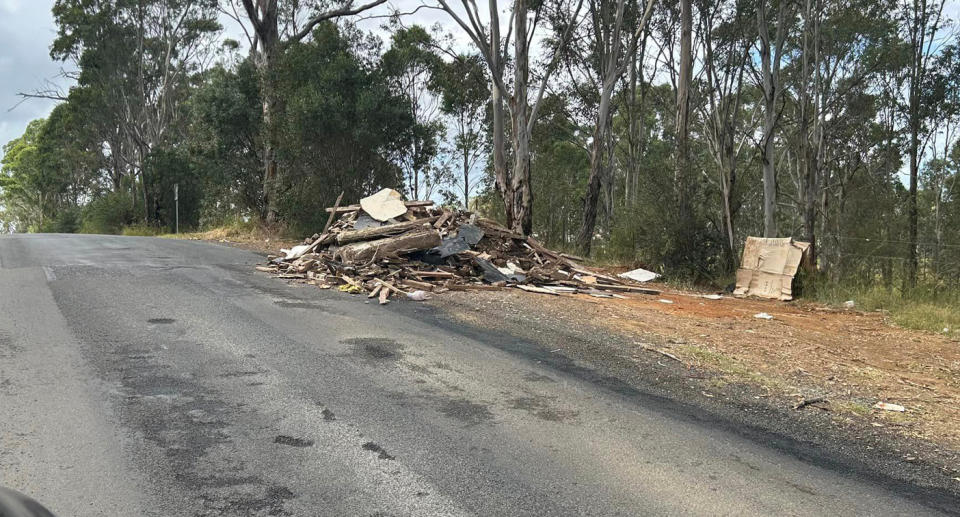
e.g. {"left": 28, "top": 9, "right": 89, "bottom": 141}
{"left": 160, "top": 223, "right": 300, "bottom": 254}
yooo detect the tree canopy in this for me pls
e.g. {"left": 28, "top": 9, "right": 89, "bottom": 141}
{"left": 3, "top": 0, "right": 960, "bottom": 292}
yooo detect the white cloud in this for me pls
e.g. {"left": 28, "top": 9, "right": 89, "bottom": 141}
{"left": 0, "top": 0, "right": 21, "bottom": 15}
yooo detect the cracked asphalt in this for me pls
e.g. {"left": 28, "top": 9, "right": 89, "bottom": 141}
{"left": 1, "top": 233, "right": 957, "bottom": 516}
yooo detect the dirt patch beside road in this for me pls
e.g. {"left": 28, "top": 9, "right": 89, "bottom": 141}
{"left": 429, "top": 287, "right": 960, "bottom": 493}
{"left": 596, "top": 288, "right": 960, "bottom": 448}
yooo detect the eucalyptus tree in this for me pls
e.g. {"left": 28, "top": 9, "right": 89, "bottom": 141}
{"left": 233, "top": 0, "right": 388, "bottom": 222}
{"left": 892, "top": 0, "right": 950, "bottom": 286}
{"left": 752, "top": 0, "right": 795, "bottom": 238}
{"left": 381, "top": 25, "right": 445, "bottom": 201}
{"left": 51, "top": 0, "right": 222, "bottom": 221}
{"left": 785, "top": 0, "right": 895, "bottom": 267}
{"left": 698, "top": 0, "right": 753, "bottom": 264}
{"left": 559, "top": 0, "right": 656, "bottom": 254}
{"left": 431, "top": 0, "right": 585, "bottom": 235}
{"left": 433, "top": 53, "right": 490, "bottom": 208}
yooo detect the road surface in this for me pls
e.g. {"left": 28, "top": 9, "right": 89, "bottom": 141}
{"left": 0, "top": 233, "right": 955, "bottom": 516}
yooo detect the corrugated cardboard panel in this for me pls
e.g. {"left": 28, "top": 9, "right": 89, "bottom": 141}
{"left": 734, "top": 237, "right": 810, "bottom": 300}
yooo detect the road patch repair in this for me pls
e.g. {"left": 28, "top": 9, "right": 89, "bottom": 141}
{"left": 257, "top": 189, "right": 660, "bottom": 303}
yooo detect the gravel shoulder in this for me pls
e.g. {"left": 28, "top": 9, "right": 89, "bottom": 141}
{"left": 427, "top": 288, "right": 960, "bottom": 501}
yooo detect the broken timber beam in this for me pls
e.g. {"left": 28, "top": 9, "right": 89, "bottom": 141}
{"left": 336, "top": 229, "right": 441, "bottom": 264}
{"left": 336, "top": 216, "right": 440, "bottom": 244}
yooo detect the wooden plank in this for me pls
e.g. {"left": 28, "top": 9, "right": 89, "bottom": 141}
{"left": 321, "top": 191, "right": 345, "bottom": 235}
{"left": 590, "top": 283, "right": 661, "bottom": 295}
{"left": 410, "top": 270, "right": 457, "bottom": 278}
{"left": 400, "top": 279, "right": 435, "bottom": 291}
{"left": 516, "top": 284, "right": 558, "bottom": 295}
{"left": 433, "top": 211, "right": 453, "bottom": 228}
{"left": 445, "top": 284, "right": 504, "bottom": 291}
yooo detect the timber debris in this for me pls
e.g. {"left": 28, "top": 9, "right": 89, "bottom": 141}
{"left": 258, "top": 189, "right": 660, "bottom": 303}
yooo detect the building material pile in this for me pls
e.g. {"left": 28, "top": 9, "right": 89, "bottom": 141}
{"left": 258, "top": 189, "right": 660, "bottom": 303}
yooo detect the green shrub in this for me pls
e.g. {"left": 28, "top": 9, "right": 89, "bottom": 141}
{"left": 81, "top": 192, "right": 139, "bottom": 234}
{"left": 38, "top": 207, "right": 81, "bottom": 233}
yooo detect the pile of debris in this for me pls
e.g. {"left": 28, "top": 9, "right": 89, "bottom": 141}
{"left": 257, "top": 189, "right": 660, "bottom": 304}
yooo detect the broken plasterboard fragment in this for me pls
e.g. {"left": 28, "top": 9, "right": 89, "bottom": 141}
{"left": 618, "top": 267, "right": 660, "bottom": 283}
{"left": 541, "top": 285, "right": 577, "bottom": 293}
{"left": 406, "top": 290, "right": 431, "bottom": 301}
{"left": 505, "top": 261, "right": 526, "bottom": 274}
{"left": 873, "top": 401, "right": 906, "bottom": 412}
{"left": 754, "top": 312, "right": 774, "bottom": 320}
{"left": 280, "top": 244, "right": 311, "bottom": 260}
{"left": 360, "top": 188, "right": 407, "bottom": 222}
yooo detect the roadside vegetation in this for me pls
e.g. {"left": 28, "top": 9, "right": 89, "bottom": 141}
{"left": 2, "top": 1, "right": 959, "bottom": 331}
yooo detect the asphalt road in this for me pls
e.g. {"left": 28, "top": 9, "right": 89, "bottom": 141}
{"left": 0, "top": 233, "right": 955, "bottom": 516}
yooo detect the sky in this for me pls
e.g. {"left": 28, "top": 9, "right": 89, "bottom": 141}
{"left": 0, "top": 0, "right": 69, "bottom": 158}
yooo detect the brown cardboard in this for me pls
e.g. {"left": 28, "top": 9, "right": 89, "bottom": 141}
{"left": 733, "top": 237, "right": 811, "bottom": 300}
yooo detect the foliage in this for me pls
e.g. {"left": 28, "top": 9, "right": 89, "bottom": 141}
{"left": 80, "top": 191, "right": 141, "bottom": 235}
{"left": 3, "top": 0, "right": 960, "bottom": 303}
{"left": 270, "top": 23, "right": 415, "bottom": 234}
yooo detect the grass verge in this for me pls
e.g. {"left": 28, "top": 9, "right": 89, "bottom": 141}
{"left": 812, "top": 282, "right": 960, "bottom": 335}
{"left": 155, "top": 221, "right": 301, "bottom": 254}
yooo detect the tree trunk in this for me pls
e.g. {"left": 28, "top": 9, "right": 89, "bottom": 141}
{"left": 722, "top": 161, "right": 736, "bottom": 265}
{"left": 510, "top": 0, "right": 533, "bottom": 235}
{"left": 675, "top": 0, "right": 693, "bottom": 217}
{"left": 907, "top": 124, "right": 919, "bottom": 286}
{"left": 462, "top": 145, "right": 470, "bottom": 208}
{"left": 510, "top": 126, "right": 533, "bottom": 235}
{"left": 337, "top": 229, "right": 441, "bottom": 263}
{"left": 576, "top": 83, "right": 615, "bottom": 254}
{"left": 336, "top": 217, "right": 439, "bottom": 244}
{"left": 488, "top": 4, "right": 511, "bottom": 229}
{"left": 259, "top": 40, "right": 280, "bottom": 223}
{"left": 757, "top": 3, "right": 786, "bottom": 239}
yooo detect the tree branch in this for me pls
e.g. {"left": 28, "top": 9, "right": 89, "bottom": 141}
{"left": 285, "top": 0, "right": 389, "bottom": 45}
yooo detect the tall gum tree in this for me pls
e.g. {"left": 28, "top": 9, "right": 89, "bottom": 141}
{"left": 433, "top": 0, "right": 586, "bottom": 235}
{"left": 236, "top": 0, "right": 387, "bottom": 223}
{"left": 570, "top": 0, "right": 656, "bottom": 254}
